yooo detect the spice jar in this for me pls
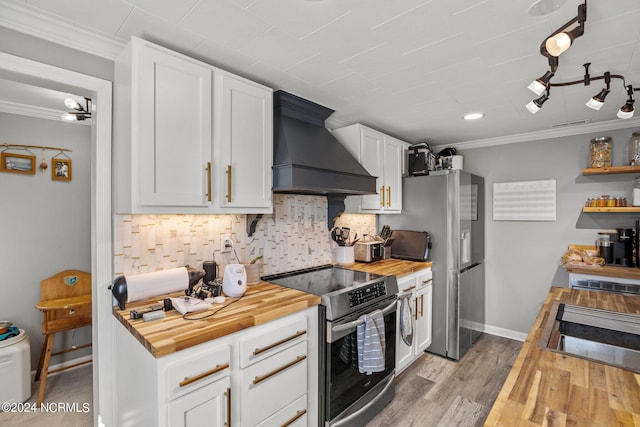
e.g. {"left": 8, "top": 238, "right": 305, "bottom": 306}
{"left": 629, "top": 131, "right": 640, "bottom": 166}
{"left": 590, "top": 136, "right": 612, "bottom": 168}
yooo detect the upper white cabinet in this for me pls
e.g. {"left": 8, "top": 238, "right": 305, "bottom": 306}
{"left": 216, "top": 72, "right": 273, "bottom": 211}
{"left": 114, "top": 37, "right": 273, "bottom": 214}
{"left": 332, "top": 124, "right": 405, "bottom": 213}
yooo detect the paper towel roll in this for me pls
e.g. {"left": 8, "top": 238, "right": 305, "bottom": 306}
{"left": 125, "top": 267, "right": 189, "bottom": 303}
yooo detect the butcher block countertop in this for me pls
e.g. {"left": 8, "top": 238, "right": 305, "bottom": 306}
{"left": 113, "top": 259, "right": 429, "bottom": 358}
{"left": 484, "top": 286, "right": 640, "bottom": 426}
{"left": 113, "top": 281, "right": 320, "bottom": 358}
{"left": 350, "top": 258, "right": 432, "bottom": 276}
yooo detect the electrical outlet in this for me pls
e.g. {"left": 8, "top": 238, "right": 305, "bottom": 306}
{"left": 221, "top": 235, "right": 233, "bottom": 253}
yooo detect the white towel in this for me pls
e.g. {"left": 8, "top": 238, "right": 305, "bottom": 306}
{"left": 357, "top": 309, "right": 385, "bottom": 375}
{"left": 399, "top": 293, "right": 413, "bottom": 346}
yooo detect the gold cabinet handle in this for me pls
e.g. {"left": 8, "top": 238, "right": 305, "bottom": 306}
{"left": 387, "top": 186, "right": 391, "bottom": 207}
{"left": 421, "top": 278, "right": 433, "bottom": 286}
{"left": 206, "top": 162, "right": 212, "bottom": 202}
{"left": 420, "top": 294, "right": 424, "bottom": 317}
{"left": 281, "top": 409, "right": 307, "bottom": 427}
{"left": 401, "top": 285, "right": 416, "bottom": 293}
{"left": 253, "top": 355, "right": 306, "bottom": 385}
{"left": 253, "top": 330, "right": 307, "bottom": 356}
{"left": 225, "top": 387, "right": 231, "bottom": 427}
{"left": 414, "top": 298, "right": 418, "bottom": 320}
{"left": 179, "top": 363, "right": 230, "bottom": 388}
{"left": 380, "top": 185, "right": 385, "bottom": 207}
{"left": 226, "top": 165, "right": 232, "bottom": 203}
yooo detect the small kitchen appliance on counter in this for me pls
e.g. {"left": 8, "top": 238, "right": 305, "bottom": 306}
{"left": 222, "top": 264, "right": 247, "bottom": 297}
{"left": 354, "top": 241, "right": 384, "bottom": 262}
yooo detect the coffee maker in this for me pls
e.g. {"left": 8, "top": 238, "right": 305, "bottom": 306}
{"left": 613, "top": 228, "right": 634, "bottom": 266}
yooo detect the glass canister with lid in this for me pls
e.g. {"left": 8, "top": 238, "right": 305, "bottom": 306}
{"left": 628, "top": 131, "right": 640, "bottom": 166}
{"left": 590, "top": 136, "right": 612, "bottom": 168}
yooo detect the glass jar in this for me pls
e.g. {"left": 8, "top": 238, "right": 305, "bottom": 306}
{"left": 590, "top": 136, "right": 612, "bottom": 168}
{"left": 634, "top": 177, "right": 640, "bottom": 206}
{"left": 629, "top": 131, "right": 640, "bottom": 166}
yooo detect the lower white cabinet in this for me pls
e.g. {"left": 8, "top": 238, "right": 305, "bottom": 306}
{"left": 169, "top": 376, "right": 230, "bottom": 427}
{"left": 396, "top": 268, "right": 433, "bottom": 375}
{"left": 114, "top": 306, "right": 318, "bottom": 427}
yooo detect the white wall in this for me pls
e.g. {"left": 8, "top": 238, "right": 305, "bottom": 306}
{"left": 0, "top": 112, "right": 91, "bottom": 368}
{"left": 462, "top": 125, "right": 640, "bottom": 337}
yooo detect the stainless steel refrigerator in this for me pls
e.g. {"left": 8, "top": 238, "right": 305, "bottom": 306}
{"left": 379, "top": 169, "right": 484, "bottom": 360}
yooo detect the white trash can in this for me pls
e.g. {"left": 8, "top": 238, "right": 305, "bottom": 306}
{"left": 0, "top": 329, "right": 32, "bottom": 403}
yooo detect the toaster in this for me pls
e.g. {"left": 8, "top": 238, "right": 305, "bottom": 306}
{"left": 354, "top": 241, "right": 384, "bottom": 262}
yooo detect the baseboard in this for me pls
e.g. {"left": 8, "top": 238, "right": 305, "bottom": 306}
{"left": 30, "top": 354, "right": 93, "bottom": 381}
{"left": 483, "top": 324, "right": 527, "bottom": 342}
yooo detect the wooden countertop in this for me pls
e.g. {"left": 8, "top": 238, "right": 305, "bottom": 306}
{"left": 112, "top": 259, "right": 429, "bottom": 358}
{"left": 113, "top": 281, "right": 320, "bottom": 358}
{"left": 349, "top": 258, "right": 432, "bottom": 276}
{"left": 484, "top": 287, "right": 640, "bottom": 426}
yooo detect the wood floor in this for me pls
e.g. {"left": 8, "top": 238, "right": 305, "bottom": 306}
{"left": 0, "top": 334, "right": 521, "bottom": 427}
{"left": 366, "top": 333, "right": 522, "bottom": 427}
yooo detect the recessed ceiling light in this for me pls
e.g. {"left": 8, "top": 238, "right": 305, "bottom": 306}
{"left": 528, "top": 0, "right": 566, "bottom": 16}
{"left": 463, "top": 113, "right": 484, "bottom": 120}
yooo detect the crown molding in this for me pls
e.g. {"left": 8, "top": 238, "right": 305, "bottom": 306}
{"left": 0, "top": 99, "right": 90, "bottom": 125}
{"left": 0, "top": 0, "right": 125, "bottom": 60}
{"left": 450, "top": 117, "right": 640, "bottom": 150}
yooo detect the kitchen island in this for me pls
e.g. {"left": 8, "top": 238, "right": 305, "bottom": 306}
{"left": 484, "top": 286, "right": 640, "bottom": 426}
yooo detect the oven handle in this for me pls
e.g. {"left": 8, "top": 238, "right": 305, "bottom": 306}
{"left": 331, "top": 300, "right": 396, "bottom": 333}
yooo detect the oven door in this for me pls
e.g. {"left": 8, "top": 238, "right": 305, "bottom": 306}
{"left": 325, "top": 297, "right": 396, "bottom": 424}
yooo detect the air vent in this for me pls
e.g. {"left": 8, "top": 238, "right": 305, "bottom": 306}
{"left": 551, "top": 119, "right": 591, "bottom": 128}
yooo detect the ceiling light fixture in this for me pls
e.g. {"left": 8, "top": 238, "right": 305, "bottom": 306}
{"left": 61, "top": 97, "right": 92, "bottom": 121}
{"left": 463, "top": 113, "right": 484, "bottom": 120}
{"left": 526, "top": 1, "right": 640, "bottom": 118}
{"left": 526, "top": 89, "right": 550, "bottom": 115}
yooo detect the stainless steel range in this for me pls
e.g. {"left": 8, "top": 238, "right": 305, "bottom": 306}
{"left": 264, "top": 265, "right": 398, "bottom": 427}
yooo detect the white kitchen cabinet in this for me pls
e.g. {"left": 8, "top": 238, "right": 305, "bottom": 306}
{"left": 396, "top": 268, "right": 433, "bottom": 375}
{"left": 216, "top": 72, "right": 273, "bottom": 212}
{"left": 169, "top": 376, "right": 230, "bottom": 427}
{"left": 332, "top": 123, "right": 405, "bottom": 213}
{"left": 114, "top": 306, "right": 318, "bottom": 427}
{"left": 114, "top": 36, "right": 273, "bottom": 214}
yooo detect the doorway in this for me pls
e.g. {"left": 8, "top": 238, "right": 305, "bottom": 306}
{"left": 0, "top": 51, "right": 113, "bottom": 426}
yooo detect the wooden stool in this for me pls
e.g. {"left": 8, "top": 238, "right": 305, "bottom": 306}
{"left": 34, "top": 270, "right": 92, "bottom": 407}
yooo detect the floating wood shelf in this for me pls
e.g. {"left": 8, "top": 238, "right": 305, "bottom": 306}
{"left": 582, "top": 207, "right": 640, "bottom": 213}
{"left": 582, "top": 165, "right": 640, "bottom": 175}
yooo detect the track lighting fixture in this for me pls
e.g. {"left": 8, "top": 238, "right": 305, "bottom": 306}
{"left": 528, "top": 70, "right": 555, "bottom": 96}
{"left": 61, "top": 97, "right": 92, "bottom": 121}
{"left": 617, "top": 85, "right": 635, "bottom": 119}
{"left": 526, "top": 90, "right": 550, "bottom": 115}
{"left": 539, "top": 2, "right": 586, "bottom": 58}
{"left": 526, "top": 1, "right": 640, "bottom": 118}
{"left": 586, "top": 72, "right": 610, "bottom": 111}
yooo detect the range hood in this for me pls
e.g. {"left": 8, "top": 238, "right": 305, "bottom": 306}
{"left": 272, "top": 90, "right": 377, "bottom": 225}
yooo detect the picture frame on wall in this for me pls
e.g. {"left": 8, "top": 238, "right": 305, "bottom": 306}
{"left": 52, "top": 157, "right": 72, "bottom": 181}
{"left": 0, "top": 151, "right": 36, "bottom": 174}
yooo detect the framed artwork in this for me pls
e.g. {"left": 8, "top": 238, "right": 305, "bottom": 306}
{"left": 1, "top": 151, "right": 36, "bottom": 175}
{"left": 52, "top": 158, "right": 72, "bottom": 181}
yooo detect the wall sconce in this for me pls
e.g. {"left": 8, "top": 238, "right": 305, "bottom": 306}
{"left": 61, "top": 97, "right": 92, "bottom": 121}
{"left": 526, "top": 1, "right": 639, "bottom": 118}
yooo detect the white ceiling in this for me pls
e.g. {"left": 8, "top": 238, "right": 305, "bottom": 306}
{"left": 3, "top": 0, "right": 640, "bottom": 145}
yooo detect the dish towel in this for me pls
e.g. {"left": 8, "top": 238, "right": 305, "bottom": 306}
{"left": 399, "top": 293, "right": 414, "bottom": 346}
{"left": 357, "top": 309, "right": 385, "bottom": 375}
